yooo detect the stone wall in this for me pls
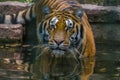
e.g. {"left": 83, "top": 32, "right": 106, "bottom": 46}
{"left": 0, "top": 24, "right": 23, "bottom": 46}
{"left": 0, "top": 1, "right": 120, "bottom": 45}
{"left": 0, "top": 1, "right": 28, "bottom": 46}
{"left": 81, "top": 4, "right": 120, "bottom": 42}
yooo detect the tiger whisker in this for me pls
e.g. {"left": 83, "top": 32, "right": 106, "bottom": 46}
{"left": 36, "top": 47, "right": 49, "bottom": 60}
{"left": 68, "top": 49, "right": 80, "bottom": 64}
{"left": 32, "top": 45, "right": 44, "bottom": 49}
{"left": 74, "top": 48, "right": 83, "bottom": 59}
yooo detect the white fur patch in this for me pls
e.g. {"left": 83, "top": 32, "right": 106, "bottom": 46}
{"left": 50, "top": 17, "right": 58, "bottom": 28}
{"left": 52, "top": 50, "right": 65, "bottom": 57}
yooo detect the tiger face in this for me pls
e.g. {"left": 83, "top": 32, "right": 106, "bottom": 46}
{"left": 37, "top": 9, "right": 85, "bottom": 55}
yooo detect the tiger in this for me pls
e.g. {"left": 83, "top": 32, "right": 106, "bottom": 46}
{"left": 0, "top": 0, "right": 96, "bottom": 57}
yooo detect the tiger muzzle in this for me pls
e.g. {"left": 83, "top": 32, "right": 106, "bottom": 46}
{"left": 49, "top": 39, "right": 70, "bottom": 55}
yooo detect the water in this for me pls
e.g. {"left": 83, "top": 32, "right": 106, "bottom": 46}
{"left": 0, "top": 43, "right": 120, "bottom": 80}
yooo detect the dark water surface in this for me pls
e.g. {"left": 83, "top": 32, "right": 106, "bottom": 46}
{"left": 0, "top": 43, "right": 120, "bottom": 80}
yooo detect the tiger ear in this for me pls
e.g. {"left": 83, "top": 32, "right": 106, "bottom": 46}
{"left": 75, "top": 9, "right": 83, "bottom": 19}
{"left": 42, "top": 6, "right": 52, "bottom": 15}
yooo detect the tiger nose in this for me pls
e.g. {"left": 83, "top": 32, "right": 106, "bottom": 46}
{"left": 54, "top": 39, "right": 64, "bottom": 45}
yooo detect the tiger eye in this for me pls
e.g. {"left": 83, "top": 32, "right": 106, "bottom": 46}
{"left": 66, "top": 19, "right": 73, "bottom": 29}
{"left": 50, "top": 25, "right": 56, "bottom": 29}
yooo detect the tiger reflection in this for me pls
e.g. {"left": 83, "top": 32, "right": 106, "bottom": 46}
{"left": 32, "top": 48, "right": 95, "bottom": 80}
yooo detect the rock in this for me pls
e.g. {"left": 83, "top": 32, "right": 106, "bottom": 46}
{"left": 91, "top": 23, "right": 120, "bottom": 42}
{"left": 0, "top": 24, "right": 23, "bottom": 46}
{"left": 0, "top": 2, "right": 28, "bottom": 46}
{"left": 0, "top": 48, "right": 32, "bottom": 79}
{"left": 0, "top": 1, "right": 28, "bottom": 15}
{"left": 81, "top": 4, "right": 120, "bottom": 22}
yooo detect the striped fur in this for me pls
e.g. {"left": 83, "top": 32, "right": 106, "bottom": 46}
{"left": 0, "top": 4, "right": 36, "bottom": 24}
{"left": 0, "top": 0, "right": 95, "bottom": 57}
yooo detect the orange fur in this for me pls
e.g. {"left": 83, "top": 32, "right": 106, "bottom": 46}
{"left": 35, "top": 0, "right": 96, "bottom": 57}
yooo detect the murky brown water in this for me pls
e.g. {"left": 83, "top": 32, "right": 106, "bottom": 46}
{"left": 0, "top": 43, "right": 120, "bottom": 80}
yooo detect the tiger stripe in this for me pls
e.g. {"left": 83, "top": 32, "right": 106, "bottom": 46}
{"left": 10, "top": 14, "right": 15, "bottom": 24}
{"left": 0, "top": 4, "right": 36, "bottom": 24}
{"left": 0, "top": 14, "right": 5, "bottom": 23}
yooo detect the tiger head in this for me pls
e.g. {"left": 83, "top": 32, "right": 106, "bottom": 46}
{"left": 37, "top": 6, "right": 86, "bottom": 55}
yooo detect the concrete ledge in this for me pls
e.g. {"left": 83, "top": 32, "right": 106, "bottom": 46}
{"left": 0, "top": 24, "right": 23, "bottom": 46}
